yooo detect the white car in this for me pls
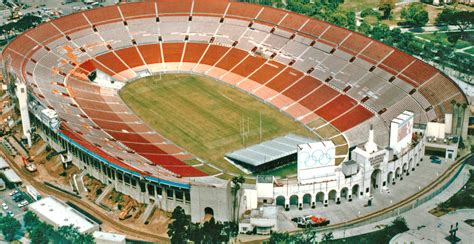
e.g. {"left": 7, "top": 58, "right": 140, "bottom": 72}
{"left": 18, "top": 200, "right": 29, "bottom": 208}
{"left": 2, "top": 203, "right": 8, "bottom": 210}
{"left": 9, "top": 190, "right": 18, "bottom": 196}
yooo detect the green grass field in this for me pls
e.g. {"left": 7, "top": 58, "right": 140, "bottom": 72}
{"left": 415, "top": 31, "right": 474, "bottom": 50}
{"left": 119, "top": 74, "right": 314, "bottom": 175}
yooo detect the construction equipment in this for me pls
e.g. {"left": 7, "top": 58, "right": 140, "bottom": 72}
{"left": 119, "top": 200, "right": 137, "bottom": 220}
{"left": 22, "top": 156, "right": 37, "bottom": 172}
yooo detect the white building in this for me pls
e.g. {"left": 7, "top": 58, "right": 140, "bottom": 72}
{"left": 28, "top": 197, "right": 100, "bottom": 234}
{"left": 239, "top": 205, "right": 277, "bottom": 235}
{"left": 93, "top": 231, "right": 126, "bottom": 244}
{"left": 247, "top": 111, "right": 426, "bottom": 211}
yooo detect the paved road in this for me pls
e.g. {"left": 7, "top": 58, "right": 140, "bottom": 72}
{"left": 323, "top": 164, "right": 473, "bottom": 242}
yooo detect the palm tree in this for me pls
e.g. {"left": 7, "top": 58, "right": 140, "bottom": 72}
{"left": 231, "top": 175, "right": 245, "bottom": 222}
{"left": 456, "top": 102, "right": 462, "bottom": 136}
{"left": 450, "top": 100, "right": 457, "bottom": 135}
{"left": 322, "top": 232, "right": 334, "bottom": 243}
{"left": 458, "top": 103, "right": 468, "bottom": 137}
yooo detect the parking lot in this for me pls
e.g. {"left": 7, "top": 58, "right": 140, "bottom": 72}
{"left": 0, "top": 187, "right": 31, "bottom": 221}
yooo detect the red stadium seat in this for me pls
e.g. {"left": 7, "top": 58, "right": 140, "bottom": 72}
{"left": 193, "top": 0, "right": 228, "bottom": 16}
{"left": 137, "top": 44, "right": 162, "bottom": 64}
{"left": 119, "top": 2, "right": 156, "bottom": 20}
{"left": 299, "top": 85, "right": 339, "bottom": 111}
{"left": 115, "top": 47, "right": 145, "bottom": 69}
{"left": 331, "top": 105, "right": 373, "bottom": 131}
{"left": 282, "top": 76, "right": 322, "bottom": 101}
{"left": 315, "top": 95, "right": 357, "bottom": 122}
{"left": 162, "top": 43, "right": 185, "bottom": 63}
{"left": 157, "top": 0, "right": 192, "bottom": 16}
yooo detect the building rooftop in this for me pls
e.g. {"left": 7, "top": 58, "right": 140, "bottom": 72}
{"left": 0, "top": 157, "right": 9, "bottom": 169}
{"left": 28, "top": 197, "right": 99, "bottom": 233}
{"left": 225, "top": 134, "right": 317, "bottom": 167}
{"left": 3, "top": 168, "right": 21, "bottom": 183}
{"left": 93, "top": 231, "right": 126, "bottom": 243}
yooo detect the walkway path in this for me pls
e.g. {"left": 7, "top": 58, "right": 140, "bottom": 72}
{"left": 321, "top": 164, "right": 472, "bottom": 242}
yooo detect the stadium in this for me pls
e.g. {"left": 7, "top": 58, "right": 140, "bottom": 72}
{"left": 2, "top": 0, "right": 467, "bottom": 226}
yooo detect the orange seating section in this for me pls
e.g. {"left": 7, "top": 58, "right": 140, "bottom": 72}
{"left": 4, "top": 0, "right": 466, "bottom": 179}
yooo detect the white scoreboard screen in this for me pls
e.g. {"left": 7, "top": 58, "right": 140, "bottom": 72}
{"left": 297, "top": 141, "right": 336, "bottom": 183}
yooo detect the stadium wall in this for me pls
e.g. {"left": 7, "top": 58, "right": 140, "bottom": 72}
{"left": 271, "top": 138, "right": 425, "bottom": 208}
{"left": 28, "top": 100, "right": 233, "bottom": 221}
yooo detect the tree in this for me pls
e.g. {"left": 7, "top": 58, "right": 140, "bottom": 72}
{"left": 167, "top": 206, "right": 189, "bottom": 244}
{"left": 379, "top": 0, "right": 395, "bottom": 20}
{"left": 231, "top": 175, "right": 245, "bottom": 222}
{"left": 358, "top": 21, "right": 372, "bottom": 35}
{"left": 322, "top": 232, "right": 334, "bottom": 243}
{"left": 451, "top": 100, "right": 458, "bottom": 135}
{"left": 269, "top": 232, "right": 290, "bottom": 244}
{"left": 201, "top": 217, "right": 228, "bottom": 243}
{"left": 399, "top": 3, "right": 429, "bottom": 27}
{"left": 29, "top": 222, "right": 54, "bottom": 244}
{"left": 446, "top": 32, "right": 461, "bottom": 46}
{"left": 390, "top": 216, "right": 409, "bottom": 233}
{"left": 54, "top": 225, "right": 93, "bottom": 244}
{"left": 187, "top": 222, "right": 203, "bottom": 244}
{"left": 458, "top": 103, "right": 468, "bottom": 137}
{"left": 361, "top": 8, "right": 382, "bottom": 20}
{"left": 0, "top": 215, "right": 21, "bottom": 241}
{"left": 370, "top": 23, "right": 391, "bottom": 41}
{"left": 436, "top": 8, "right": 474, "bottom": 40}
{"left": 75, "top": 232, "right": 95, "bottom": 244}
{"left": 23, "top": 211, "right": 40, "bottom": 232}
{"left": 56, "top": 225, "right": 81, "bottom": 243}
{"left": 328, "top": 11, "right": 350, "bottom": 28}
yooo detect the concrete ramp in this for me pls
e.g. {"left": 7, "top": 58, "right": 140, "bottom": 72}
{"left": 95, "top": 184, "right": 114, "bottom": 205}
{"left": 73, "top": 173, "right": 88, "bottom": 195}
{"left": 141, "top": 201, "right": 158, "bottom": 224}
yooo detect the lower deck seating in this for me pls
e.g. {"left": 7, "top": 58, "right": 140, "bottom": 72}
{"left": 315, "top": 95, "right": 357, "bottom": 122}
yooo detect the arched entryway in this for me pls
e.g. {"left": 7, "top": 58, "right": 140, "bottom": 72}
{"left": 395, "top": 167, "right": 401, "bottom": 179}
{"left": 370, "top": 169, "right": 382, "bottom": 193}
{"left": 204, "top": 207, "right": 214, "bottom": 215}
{"left": 408, "top": 158, "right": 414, "bottom": 173}
{"left": 289, "top": 195, "right": 298, "bottom": 207}
{"left": 275, "top": 196, "right": 285, "bottom": 207}
{"left": 352, "top": 184, "right": 360, "bottom": 198}
{"left": 340, "top": 187, "right": 349, "bottom": 200}
{"left": 315, "top": 192, "right": 324, "bottom": 204}
{"left": 387, "top": 171, "right": 394, "bottom": 185}
{"left": 328, "top": 190, "right": 337, "bottom": 203}
{"left": 302, "top": 193, "right": 311, "bottom": 206}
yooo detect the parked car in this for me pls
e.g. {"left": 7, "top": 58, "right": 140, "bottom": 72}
{"left": 2, "top": 203, "right": 8, "bottom": 210}
{"left": 7, "top": 211, "right": 13, "bottom": 217}
{"left": 432, "top": 158, "right": 442, "bottom": 164}
{"left": 9, "top": 190, "right": 18, "bottom": 196}
{"left": 18, "top": 200, "right": 29, "bottom": 208}
{"left": 429, "top": 155, "right": 438, "bottom": 160}
{"left": 13, "top": 194, "right": 24, "bottom": 202}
